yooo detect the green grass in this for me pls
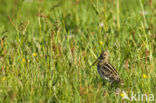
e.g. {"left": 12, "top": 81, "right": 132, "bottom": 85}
{"left": 0, "top": 0, "right": 156, "bottom": 102}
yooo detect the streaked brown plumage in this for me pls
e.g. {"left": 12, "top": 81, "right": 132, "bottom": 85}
{"left": 90, "top": 51, "right": 121, "bottom": 84}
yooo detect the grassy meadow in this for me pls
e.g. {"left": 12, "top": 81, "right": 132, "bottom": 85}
{"left": 0, "top": 0, "right": 156, "bottom": 102}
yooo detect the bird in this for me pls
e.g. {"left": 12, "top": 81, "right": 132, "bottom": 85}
{"left": 89, "top": 51, "right": 122, "bottom": 84}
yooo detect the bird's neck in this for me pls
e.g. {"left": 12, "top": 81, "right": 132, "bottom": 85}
{"left": 98, "top": 58, "right": 108, "bottom": 66}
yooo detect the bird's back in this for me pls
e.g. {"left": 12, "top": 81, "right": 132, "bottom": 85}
{"left": 97, "top": 62, "right": 121, "bottom": 83}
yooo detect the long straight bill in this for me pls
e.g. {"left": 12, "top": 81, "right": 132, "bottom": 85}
{"left": 89, "top": 58, "right": 99, "bottom": 68}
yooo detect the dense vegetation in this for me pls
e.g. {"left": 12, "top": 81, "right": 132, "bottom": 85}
{"left": 0, "top": 0, "right": 155, "bottom": 102}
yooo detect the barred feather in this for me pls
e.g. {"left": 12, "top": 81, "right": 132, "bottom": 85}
{"left": 90, "top": 51, "right": 121, "bottom": 84}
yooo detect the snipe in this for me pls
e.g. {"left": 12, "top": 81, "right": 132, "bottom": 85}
{"left": 89, "top": 51, "right": 122, "bottom": 84}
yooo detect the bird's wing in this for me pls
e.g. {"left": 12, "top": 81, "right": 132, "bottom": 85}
{"left": 104, "top": 63, "right": 118, "bottom": 75}
{"left": 100, "top": 63, "right": 120, "bottom": 82}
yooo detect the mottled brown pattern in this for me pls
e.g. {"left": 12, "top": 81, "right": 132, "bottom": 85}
{"left": 90, "top": 51, "right": 121, "bottom": 84}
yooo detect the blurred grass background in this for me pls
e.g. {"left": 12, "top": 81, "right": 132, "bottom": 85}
{"left": 0, "top": 0, "right": 156, "bottom": 102}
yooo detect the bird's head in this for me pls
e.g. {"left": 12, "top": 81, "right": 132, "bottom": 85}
{"left": 99, "top": 51, "right": 109, "bottom": 60}
{"left": 89, "top": 51, "right": 109, "bottom": 68}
